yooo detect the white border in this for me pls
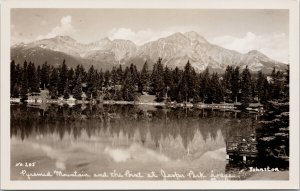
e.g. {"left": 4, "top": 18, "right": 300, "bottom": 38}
{"left": 1, "top": 0, "right": 299, "bottom": 189}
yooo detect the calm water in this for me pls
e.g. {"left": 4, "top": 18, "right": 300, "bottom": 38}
{"left": 11, "top": 104, "right": 259, "bottom": 180}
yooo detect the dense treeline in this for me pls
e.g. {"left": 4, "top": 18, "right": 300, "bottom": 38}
{"left": 10, "top": 58, "right": 289, "bottom": 107}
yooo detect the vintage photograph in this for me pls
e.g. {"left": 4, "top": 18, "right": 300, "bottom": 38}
{"left": 0, "top": 0, "right": 297, "bottom": 188}
{"left": 9, "top": 8, "right": 291, "bottom": 181}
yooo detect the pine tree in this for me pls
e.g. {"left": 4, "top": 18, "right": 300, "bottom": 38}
{"left": 199, "top": 68, "right": 212, "bottom": 103}
{"left": 256, "top": 70, "right": 270, "bottom": 103}
{"left": 12, "top": 63, "right": 21, "bottom": 97}
{"left": 191, "top": 69, "right": 200, "bottom": 102}
{"left": 240, "top": 66, "right": 252, "bottom": 108}
{"left": 49, "top": 67, "right": 59, "bottom": 99}
{"left": 211, "top": 72, "right": 224, "bottom": 103}
{"left": 37, "top": 65, "right": 41, "bottom": 87}
{"left": 10, "top": 60, "right": 17, "bottom": 96}
{"left": 12, "top": 83, "right": 20, "bottom": 98}
{"left": 20, "top": 61, "right": 28, "bottom": 101}
{"left": 257, "top": 67, "right": 289, "bottom": 165}
{"left": 150, "top": 62, "right": 158, "bottom": 95}
{"left": 30, "top": 63, "right": 40, "bottom": 93}
{"left": 58, "top": 60, "right": 68, "bottom": 96}
{"left": 121, "top": 67, "right": 136, "bottom": 101}
{"left": 170, "top": 67, "right": 182, "bottom": 102}
{"left": 179, "top": 61, "right": 194, "bottom": 102}
{"left": 86, "top": 65, "right": 97, "bottom": 100}
{"left": 231, "top": 66, "right": 240, "bottom": 103}
{"left": 140, "top": 61, "right": 150, "bottom": 93}
{"left": 163, "top": 66, "right": 173, "bottom": 100}
{"left": 111, "top": 66, "right": 118, "bottom": 87}
{"left": 283, "top": 65, "right": 289, "bottom": 101}
{"left": 72, "top": 74, "right": 83, "bottom": 100}
{"left": 63, "top": 79, "right": 71, "bottom": 99}
{"left": 104, "top": 70, "right": 111, "bottom": 88}
{"left": 270, "top": 68, "right": 285, "bottom": 100}
{"left": 181, "top": 61, "right": 199, "bottom": 102}
{"left": 151, "top": 58, "right": 165, "bottom": 102}
{"left": 27, "top": 62, "right": 35, "bottom": 92}
{"left": 223, "top": 65, "right": 233, "bottom": 102}
{"left": 40, "top": 62, "right": 50, "bottom": 90}
{"left": 116, "top": 65, "right": 123, "bottom": 85}
{"left": 67, "top": 67, "right": 75, "bottom": 91}
{"left": 11, "top": 61, "right": 22, "bottom": 97}
{"left": 98, "top": 69, "right": 104, "bottom": 91}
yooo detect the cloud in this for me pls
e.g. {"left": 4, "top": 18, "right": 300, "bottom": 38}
{"left": 210, "top": 32, "right": 289, "bottom": 63}
{"left": 11, "top": 24, "right": 23, "bottom": 45}
{"left": 36, "top": 15, "right": 76, "bottom": 40}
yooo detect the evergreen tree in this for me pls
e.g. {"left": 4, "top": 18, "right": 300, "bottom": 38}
{"left": 37, "top": 65, "right": 41, "bottom": 87}
{"left": 49, "top": 67, "right": 59, "bottom": 99}
{"left": 30, "top": 63, "right": 40, "bottom": 93}
{"left": 149, "top": 58, "right": 165, "bottom": 101}
{"left": 199, "top": 68, "right": 212, "bottom": 103}
{"left": 150, "top": 62, "right": 158, "bottom": 95}
{"left": 86, "top": 65, "right": 97, "bottom": 100}
{"left": 179, "top": 61, "right": 196, "bottom": 102}
{"left": 191, "top": 69, "right": 200, "bottom": 102}
{"left": 283, "top": 65, "right": 289, "bottom": 101}
{"left": 40, "top": 62, "right": 50, "bottom": 90}
{"left": 58, "top": 60, "right": 68, "bottom": 96}
{"left": 223, "top": 65, "right": 233, "bottom": 102}
{"left": 270, "top": 68, "right": 285, "bottom": 100}
{"left": 12, "top": 83, "right": 20, "bottom": 98}
{"left": 116, "top": 65, "right": 123, "bottom": 85}
{"left": 257, "top": 68, "right": 289, "bottom": 166}
{"left": 211, "top": 72, "right": 224, "bottom": 103}
{"left": 20, "top": 61, "right": 29, "bottom": 101}
{"left": 240, "top": 66, "right": 252, "bottom": 108}
{"left": 72, "top": 74, "right": 83, "bottom": 100}
{"left": 10, "top": 60, "right": 17, "bottom": 96}
{"left": 121, "top": 67, "right": 136, "bottom": 101}
{"left": 255, "top": 70, "right": 270, "bottom": 103}
{"left": 67, "top": 67, "right": 75, "bottom": 91}
{"left": 11, "top": 58, "right": 288, "bottom": 105}
{"left": 111, "top": 66, "right": 118, "bottom": 87}
{"left": 27, "top": 62, "right": 35, "bottom": 92}
{"left": 170, "top": 67, "right": 182, "bottom": 102}
{"left": 104, "top": 70, "right": 111, "bottom": 88}
{"left": 63, "top": 79, "right": 71, "bottom": 99}
{"left": 11, "top": 61, "right": 22, "bottom": 97}
{"left": 231, "top": 66, "right": 240, "bottom": 103}
{"left": 140, "top": 61, "right": 150, "bottom": 93}
{"left": 163, "top": 66, "right": 173, "bottom": 100}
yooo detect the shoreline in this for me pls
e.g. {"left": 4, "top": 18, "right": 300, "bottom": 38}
{"left": 9, "top": 98, "right": 266, "bottom": 112}
{"left": 10, "top": 98, "right": 241, "bottom": 110}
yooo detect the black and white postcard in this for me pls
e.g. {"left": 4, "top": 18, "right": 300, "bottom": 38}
{"left": 1, "top": 0, "right": 299, "bottom": 189}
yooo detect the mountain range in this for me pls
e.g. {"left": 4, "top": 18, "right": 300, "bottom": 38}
{"left": 11, "top": 31, "right": 287, "bottom": 72}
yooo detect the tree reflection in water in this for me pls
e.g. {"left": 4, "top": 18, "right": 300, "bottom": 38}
{"left": 12, "top": 103, "right": 286, "bottom": 180}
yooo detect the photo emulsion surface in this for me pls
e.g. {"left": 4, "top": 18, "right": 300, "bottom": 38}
{"left": 10, "top": 9, "right": 290, "bottom": 181}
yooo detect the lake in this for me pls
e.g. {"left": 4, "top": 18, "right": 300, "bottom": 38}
{"left": 11, "top": 103, "right": 260, "bottom": 180}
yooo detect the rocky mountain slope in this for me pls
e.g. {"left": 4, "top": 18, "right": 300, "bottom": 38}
{"left": 11, "top": 31, "right": 287, "bottom": 72}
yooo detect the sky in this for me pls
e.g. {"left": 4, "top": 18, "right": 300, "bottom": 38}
{"left": 11, "top": 9, "right": 289, "bottom": 63}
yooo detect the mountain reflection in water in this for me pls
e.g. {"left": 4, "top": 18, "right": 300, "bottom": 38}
{"left": 11, "top": 104, "right": 258, "bottom": 180}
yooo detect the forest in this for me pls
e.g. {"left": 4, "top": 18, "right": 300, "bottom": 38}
{"left": 10, "top": 58, "right": 289, "bottom": 108}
